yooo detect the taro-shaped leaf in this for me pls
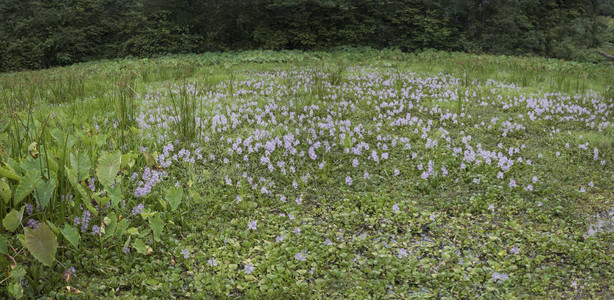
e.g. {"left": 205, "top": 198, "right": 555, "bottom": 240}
{"left": 115, "top": 219, "right": 129, "bottom": 238}
{"left": 150, "top": 215, "right": 164, "bottom": 242}
{"left": 25, "top": 223, "right": 57, "bottom": 266}
{"left": 133, "top": 238, "right": 152, "bottom": 255}
{"left": 60, "top": 224, "right": 80, "bottom": 249}
{"left": 8, "top": 282, "right": 23, "bottom": 299}
{"left": 96, "top": 151, "right": 121, "bottom": 188}
{"left": 35, "top": 178, "right": 57, "bottom": 209}
{"left": 3, "top": 206, "right": 25, "bottom": 232}
{"left": 0, "top": 235, "right": 8, "bottom": 254}
{"left": 103, "top": 213, "right": 117, "bottom": 241}
{"left": 105, "top": 183, "right": 122, "bottom": 208}
{"left": 14, "top": 170, "right": 41, "bottom": 205}
{"left": 70, "top": 152, "right": 91, "bottom": 182}
{"left": 0, "top": 164, "right": 20, "bottom": 181}
{"left": 142, "top": 151, "right": 157, "bottom": 168}
{"left": 0, "top": 180, "right": 11, "bottom": 203}
{"left": 165, "top": 186, "right": 183, "bottom": 212}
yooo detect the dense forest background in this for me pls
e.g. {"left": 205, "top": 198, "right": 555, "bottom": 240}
{"left": 1, "top": 0, "right": 613, "bottom": 72}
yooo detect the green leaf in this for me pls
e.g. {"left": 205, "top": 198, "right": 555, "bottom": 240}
{"left": 166, "top": 186, "right": 183, "bottom": 212}
{"left": 115, "top": 219, "right": 129, "bottom": 238}
{"left": 142, "top": 151, "right": 157, "bottom": 168}
{"left": 121, "top": 153, "right": 137, "bottom": 170}
{"left": 13, "top": 170, "right": 41, "bottom": 205}
{"left": 149, "top": 215, "right": 164, "bottom": 242}
{"left": 0, "top": 180, "right": 11, "bottom": 203}
{"left": 70, "top": 152, "right": 91, "bottom": 182}
{"left": 35, "top": 178, "right": 56, "bottom": 209}
{"left": 20, "top": 156, "right": 41, "bottom": 177}
{"left": 66, "top": 167, "right": 98, "bottom": 217}
{"left": 51, "top": 129, "right": 75, "bottom": 155}
{"left": 3, "top": 206, "right": 25, "bottom": 232}
{"left": 8, "top": 282, "right": 23, "bottom": 299}
{"left": 96, "top": 151, "right": 121, "bottom": 188}
{"left": 0, "top": 235, "right": 8, "bottom": 255}
{"left": 11, "top": 265, "right": 26, "bottom": 280}
{"left": 133, "top": 239, "right": 148, "bottom": 254}
{"left": 103, "top": 213, "right": 117, "bottom": 241}
{"left": 105, "top": 183, "right": 122, "bottom": 208}
{"left": 25, "top": 223, "right": 58, "bottom": 266}
{"left": 60, "top": 224, "right": 80, "bottom": 249}
{"left": 0, "top": 164, "right": 20, "bottom": 181}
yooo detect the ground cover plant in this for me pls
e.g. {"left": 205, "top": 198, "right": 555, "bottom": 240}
{"left": 0, "top": 49, "right": 613, "bottom": 298}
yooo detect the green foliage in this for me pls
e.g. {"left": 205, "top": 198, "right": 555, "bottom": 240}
{"left": 60, "top": 224, "right": 80, "bottom": 249}
{"left": 96, "top": 151, "right": 121, "bottom": 188}
{"left": 25, "top": 223, "right": 57, "bottom": 266}
{"left": 165, "top": 186, "right": 183, "bottom": 212}
{"left": 1, "top": 0, "right": 612, "bottom": 72}
{"left": 2, "top": 207, "right": 24, "bottom": 232}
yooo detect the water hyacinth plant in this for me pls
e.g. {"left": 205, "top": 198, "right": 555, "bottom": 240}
{"left": 0, "top": 49, "right": 613, "bottom": 298}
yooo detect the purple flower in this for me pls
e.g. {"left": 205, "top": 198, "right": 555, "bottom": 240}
{"left": 324, "top": 238, "right": 332, "bottom": 245}
{"left": 248, "top": 221, "right": 257, "bottom": 230}
{"left": 345, "top": 176, "right": 353, "bottom": 186}
{"left": 123, "top": 246, "right": 130, "bottom": 254}
{"left": 397, "top": 248, "right": 408, "bottom": 258}
{"left": 132, "top": 203, "right": 144, "bottom": 215}
{"left": 392, "top": 204, "right": 399, "bottom": 212}
{"left": 293, "top": 227, "right": 301, "bottom": 234}
{"left": 181, "top": 248, "right": 190, "bottom": 259}
{"left": 295, "top": 250, "right": 307, "bottom": 261}
{"left": 509, "top": 179, "right": 517, "bottom": 188}
{"left": 276, "top": 235, "right": 284, "bottom": 243}
{"left": 492, "top": 272, "right": 510, "bottom": 283}
{"left": 92, "top": 225, "right": 100, "bottom": 235}
{"left": 244, "top": 263, "right": 255, "bottom": 274}
{"left": 26, "top": 219, "right": 40, "bottom": 230}
{"left": 208, "top": 257, "right": 218, "bottom": 266}
{"left": 510, "top": 246, "right": 520, "bottom": 255}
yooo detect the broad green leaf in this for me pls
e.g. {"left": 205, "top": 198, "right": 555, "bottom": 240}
{"left": 0, "top": 235, "right": 8, "bottom": 254}
{"left": 95, "top": 134, "right": 107, "bottom": 147}
{"left": 150, "top": 215, "right": 164, "bottom": 242}
{"left": 126, "top": 227, "right": 139, "bottom": 235}
{"left": 166, "top": 186, "right": 183, "bottom": 212}
{"left": 6, "top": 158, "right": 21, "bottom": 177}
{"left": 11, "top": 265, "right": 26, "bottom": 280}
{"left": 96, "top": 151, "right": 121, "bottom": 188}
{"left": 20, "top": 156, "right": 41, "bottom": 177}
{"left": 25, "top": 223, "right": 57, "bottom": 266}
{"left": 103, "top": 213, "right": 117, "bottom": 241}
{"left": 13, "top": 170, "right": 41, "bottom": 205}
{"left": 66, "top": 167, "right": 98, "bottom": 217}
{"left": 35, "top": 178, "right": 56, "bottom": 209}
{"left": 105, "top": 184, "right": 122, "bottom": 208}
{"left": 46, "top": 156, "right": 59, "bottom": 175}
{"left": 45, "top": 221, "right": 60, "bottom": 235}
{"left": 70, "top": 152, "right": 91, "bottom": 182}
{"left": 0, "top": 180, "right": 11, "bottom": 203}
{"left": 60, "top": 224, "right": 80, "bottom": 249}
{"left": 142, "top": 151, "right": 157, "bottom": 168}
{"left": 133, "top": 239, "right": 148, "bottom": 254}
{"left": 121, "top": 153, "right": 137, "bottom": 169}
{"left": 0, "top": 164, "right": 20, "bottom": 181}
{"left": 115, "top": 219, "right": 129, "bottom": 238}
{"left": 8, "top": 282, "right": 23, "bottom": 299}
{"left": 51, "top": 129, "right": 75, "bottom": 154}
{"left": 3, "top": 206, "right": 25, "bottom": 232}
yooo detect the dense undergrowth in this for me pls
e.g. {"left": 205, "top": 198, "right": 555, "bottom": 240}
{"left": 0, "top": 49, "right": 613, "bottom": 298}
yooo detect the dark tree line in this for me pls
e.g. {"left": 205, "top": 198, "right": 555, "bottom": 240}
{"left": 1, "top": 0, "right": 613, "bottom": 72}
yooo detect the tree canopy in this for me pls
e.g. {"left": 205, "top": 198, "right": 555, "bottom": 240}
{"left": 1, "top": 0, "right": 613, "bottom": 72}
